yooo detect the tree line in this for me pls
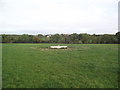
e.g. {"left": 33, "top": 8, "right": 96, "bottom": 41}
{"left": 1, "top": 32, "right": 120, "bottom": 44}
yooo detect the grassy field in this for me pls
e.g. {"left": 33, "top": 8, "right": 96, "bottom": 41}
{"left": 2, "top": 44, "right": 118, "bottom": 88}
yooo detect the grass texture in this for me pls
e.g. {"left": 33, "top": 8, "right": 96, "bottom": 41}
{"left": 2, "top": 44, "right": 118, "bottom": 88}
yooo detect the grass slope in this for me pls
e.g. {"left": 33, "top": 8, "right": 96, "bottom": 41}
{"left": 2, "top": 44, "right": 118, "bottom": 88}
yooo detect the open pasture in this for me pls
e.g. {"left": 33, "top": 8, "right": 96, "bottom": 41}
{"left": 2, "top": 44, "right": 118, "bottom": 88}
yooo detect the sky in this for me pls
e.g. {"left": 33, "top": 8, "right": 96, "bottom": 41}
{"left": 0, "top": 0, "right": 119, "bottom": 35}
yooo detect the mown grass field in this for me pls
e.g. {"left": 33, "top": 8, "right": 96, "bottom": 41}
{"left": 2, "top": 44, "right": 118, "bottom": 88}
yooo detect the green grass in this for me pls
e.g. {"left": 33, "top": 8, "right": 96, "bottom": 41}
{"left": 0, "top": 42, "right": 2, "bottom": 89}
{"left": 2, "top": 44, "right": 118, "bottom": 88}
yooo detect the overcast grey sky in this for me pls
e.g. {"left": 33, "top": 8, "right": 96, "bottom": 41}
{"left": 0, "top": 0, "right": 119, "bottom": 35}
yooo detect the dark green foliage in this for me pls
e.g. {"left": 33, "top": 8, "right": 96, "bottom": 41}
{"left": 1, "top": 32, "right": 119, "bottom": 44}
{"left": 116, "top": 32, "right": 120, "bottom": 44}
{"left": 50, "top": 34, "right": 61, "bottom": 43}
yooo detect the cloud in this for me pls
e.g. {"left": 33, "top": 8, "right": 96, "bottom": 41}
{"left": 0, "top": 0, "right": 119, "bottom": 34}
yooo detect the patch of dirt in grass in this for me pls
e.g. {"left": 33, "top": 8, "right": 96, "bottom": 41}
{"left": 111, "top": 48, "right": 118, "bottom": 50}
{"left": 30, "top": 46, "right": 90, "bottom": 51}
{"left": 30, "top": 47, "right": 37, "bottom": 49}
{"left": 114, "top": 48, "right": 118, "bottom": 50}
{"left": 41, "top": 48, "right": 74, "bottom": 51}
{"left": 30, "top": 47, "right": 74, "bottom": 51}
{"left": 79, "top": 47, "right": 90, "bottom": 50}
